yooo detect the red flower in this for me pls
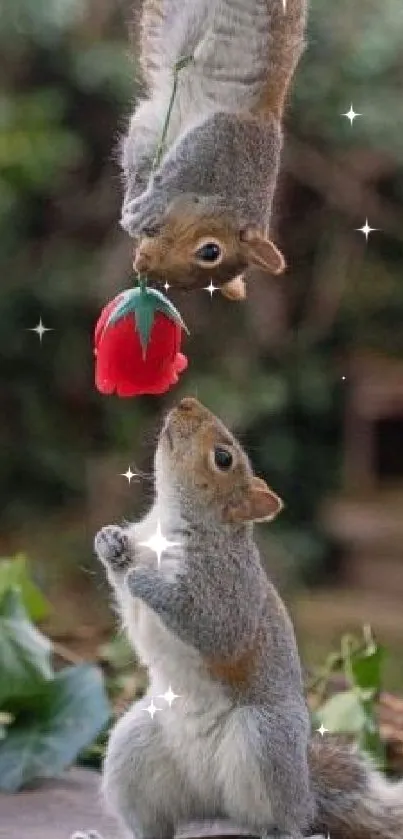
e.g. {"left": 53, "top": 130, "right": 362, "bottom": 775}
{"left": 94, "top": 293, "right": 188, "bottom": 397}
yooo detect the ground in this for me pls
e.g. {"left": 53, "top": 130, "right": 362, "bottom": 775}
{"left": 0, "top": 768, "right": 260, "bottom": 839}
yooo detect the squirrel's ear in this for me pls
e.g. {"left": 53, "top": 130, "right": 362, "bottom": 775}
{"left": 240, "top": 228, "right": 286, "bottom": 276}
{"left": 224, "top": 476, "right": 283, "bottom": 524}
{"left": 220, "top": 275, "right": 246, "bottom": 301}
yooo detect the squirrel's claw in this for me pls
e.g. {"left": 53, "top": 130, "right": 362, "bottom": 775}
{"left": 94, "top": 525, "right": 131, "bottom": 570}
{"left": 120, "top": 186, "right": 167, "bottom": 238}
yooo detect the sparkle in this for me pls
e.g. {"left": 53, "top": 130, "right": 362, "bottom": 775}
{"left": 282, "top": 0, "right": 286, "bottom": 10}
{"left": 317, "top": 724, "right": 329, "bottom": 737}
{"left": 144, "top": 699, "right": 161, "bottom": 719}
{"left": 204, "top": 279, "right": 218, "bottom": 297}
{"left": 341, "top": 104, "right": 361, "bottom": 125}
{"left": 121, "top": 466, "right": 137, "bottom": 484}
{"left": 164, "top": 281, "right": 171, "bottom": 292}
{"left": 28, "top": 317, "right": 53, "bottom": 342}
{"left": 341, "top": 376, "right": 346, "bottom": 381}
{"left": 158, "top": 685, "right": 181, "bottom": 707}
{"left": 139, "top": 519, "right": 180, "bottom": 567}
{"left": 356, "top": 219, "right": 378, "bottom": 240}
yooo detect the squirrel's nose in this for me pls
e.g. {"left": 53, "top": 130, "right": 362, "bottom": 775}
{"left": 133, "top": 248, "right": 150, "bottom": 273}
{"left": 177, "top": 397, "right": 204, "bottom": 416}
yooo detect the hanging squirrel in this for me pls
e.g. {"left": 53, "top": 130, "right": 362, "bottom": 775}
{"left": 119, "top": 0, "right": 308, "bottom": 300}
{"left": 93, "top": 397, "right": 403, "bottom": 839}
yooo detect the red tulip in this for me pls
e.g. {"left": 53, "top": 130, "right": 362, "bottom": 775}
{"left": 94, "top": 290, "right": 188, "bottom": 397}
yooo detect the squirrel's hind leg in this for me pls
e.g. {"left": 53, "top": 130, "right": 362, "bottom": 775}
{"left": 216, "top": 706, "right": 313, "bottom": 839}
{"left": 103, "top": 697, "right": 195, "bottom": 839}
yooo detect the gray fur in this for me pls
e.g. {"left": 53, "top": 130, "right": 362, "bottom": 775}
{"left": 121, "top": 112, "right": 282, "bottom": 237}
{"left": 120, "top": 0, "right": 307, "bottom": 243}
{"left": 93, "top": 400, "right": 403, "bottom": 839}
{"left": 94, "top": 469, "right": 313, "bottom": 838}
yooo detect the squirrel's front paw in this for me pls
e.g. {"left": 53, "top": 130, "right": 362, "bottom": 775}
{"left": 94, "top": 525, "right": 131, "bottom": 570}
{"left": 120, "top": 184, "right": 166, "bottom": 237}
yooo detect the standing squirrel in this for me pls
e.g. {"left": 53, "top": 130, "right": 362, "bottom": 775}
{"left": 119, "top": 0, "right": 308, "bottom": 300}
{"left": 94, "top": 397, "right": 403, "bottom": 839}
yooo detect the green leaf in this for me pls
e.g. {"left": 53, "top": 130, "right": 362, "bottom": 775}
{"left": 317, "top": 689, "right": 367, "bottom": 734}
{"left": 99, "top": 633, "right": 135, "bottom": 671}
{"left": 0, "top": 588, "right": 53, "bottom": 705}
{"left": 0, "top": 664, "right": 111, "bottom": 792}
{"left": 0, "top": 554, "right": 51, "bottom": 622}
{"left": 351, "top": 646, "right": 384, "bottom": 693}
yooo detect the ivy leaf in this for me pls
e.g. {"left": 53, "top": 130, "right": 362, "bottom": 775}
{"left": 317, "top": 689, "right": 366, "bottom": 734}
{"left": 351, "top": 646, "right": 384, "bottom": 693}
{"left": 0, "top": 588, "right": 53, "bottom": 705}
{"left": 0, "top": 554, "right": 51, "bottom": 622}
{"left": 0, "top": 664, "right": 111, "bottom": 792}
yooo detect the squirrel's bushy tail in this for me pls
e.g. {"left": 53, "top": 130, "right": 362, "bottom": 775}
{"left": 309, "top": 737, "right": 403, "bottom": 839}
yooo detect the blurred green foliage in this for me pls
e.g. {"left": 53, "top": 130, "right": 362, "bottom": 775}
{"left": 0, "top": 555, "right": 110, "bottom": 790}
{"left": 0, "top": 0, "right": 402, "bottom": 585}
{"left": 313, "top": 627, "right": 386, "bottom": 768}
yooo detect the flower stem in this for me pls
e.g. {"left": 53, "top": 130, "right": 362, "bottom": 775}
{"left": 135, "top": 56, "right": 193, "bottom": 293}
{"left": 151, "top": 55, "right": 194, "bottom": 172}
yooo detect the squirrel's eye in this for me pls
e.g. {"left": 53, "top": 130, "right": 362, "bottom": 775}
{"left": 195, "top": 242, "right": 222, "bottom": 264}
{"left": 213, "top": 446, "right": 233, "bottom": 471}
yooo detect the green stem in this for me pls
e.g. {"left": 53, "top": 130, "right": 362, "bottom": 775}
{"left": 137, "top": 55, "right": 193, "bottom": 293}
{"left": 151, "top": 55, "right": 194, "bottom": 172}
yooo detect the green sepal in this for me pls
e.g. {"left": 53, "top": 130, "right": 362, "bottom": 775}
{"left": 148, "top": 287, "right": 189, "bottom": 334}
{"left": 105, "top": 288, "right": 142, "bottom": 329}
{"left": 104, "top": 285, "right": 189, "bottom": 356}
{"left": 134, "top": 294, "right": 157, "bottom": 357}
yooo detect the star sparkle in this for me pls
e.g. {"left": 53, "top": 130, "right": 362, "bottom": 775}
{"left": 164, "top": 281, "right": 171, "bottom": 292}
{"left": 158, "top": 685, "right": 181, "bottom": 706}
{"left": 139, "top": 519, "right": 181, "bottom": 567}
{"left": 317, "top": 724, "right": 329, "bottom": 737}
{"left": 356, "top": 219, "right": 378, "bottom": 240}
{"left": 28, "top": 318, "right": 53, "bottom": 342}
{"left": 145, "top": 698, "right": 161, "bottom": 719}
{"left": 341, "top": 104, "right": 361, "bottom": 125}
{"left": 121, "top": 466, "right": 137, "bottom": 484}
{"left": 204, "top": 279, "right": 218, "bottom": 297}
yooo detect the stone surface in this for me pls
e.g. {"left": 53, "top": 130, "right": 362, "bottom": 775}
{"left": 0, "top": 768, "right": 118, "bottom": 839}
{"left": 0, "top": 768, "right": 257, "bottom": 839}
